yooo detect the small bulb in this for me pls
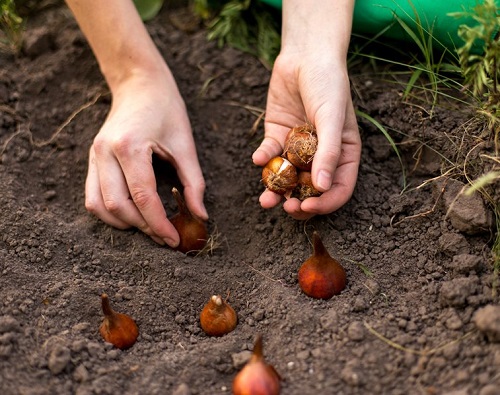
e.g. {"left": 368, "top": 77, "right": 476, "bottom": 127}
{"left": 284, "top": 123, "right": 318, "bottom": 171}
{"left": 298, "top": 231, "right": 347, "bottom": 299}
{"left": 99, "top": 293, "right": 139, "bottom": 350}
{"left": 200, "top": 295, "right": 237, "bottom": 337}
{"left": 292, "top": 171, "right": 322, "bottom": 201}
{"left": 261, "top": 156, "right": 298, "bottom": 195}
{"left": 169, "top": 187, "right": 208, "bottom": 254}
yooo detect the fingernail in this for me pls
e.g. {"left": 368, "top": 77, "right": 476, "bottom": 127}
{"left": 251, "top": 150, "right": 261, "bottom": 165}
{"left": 200, "top": 207, "right": 209, "bottom": 220}
{"left": 164, "top": 237, "right": 179, "bottom": 248}
{"left": 151, "top": 236, "right": 166, "bottom": 246}
{"left": 317, "top": 170, "right": 332, "bottom": 191}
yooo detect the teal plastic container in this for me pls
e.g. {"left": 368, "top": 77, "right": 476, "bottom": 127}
{"left": 260, "top": 0, "right": 499, "bottom": 52}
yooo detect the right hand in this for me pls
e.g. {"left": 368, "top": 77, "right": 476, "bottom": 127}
{"left": 85, "top": 67, "right": 208, "bottom": 247}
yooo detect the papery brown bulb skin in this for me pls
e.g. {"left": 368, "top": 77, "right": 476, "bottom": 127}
{"left": 200, "top": 295, "right": 238, "bottom": 337}
{"left": 298, "top": 231, "right": 347, "bottom": 300}
{"left": 292, "top": 171, "right": 322, "bottom": 201}
{"left": 261, "top": 156, "right": 298, "bottom": 195}
{"left": 284, "top": 123, "right": 318, "bottom": 171}
{"left": 169, "top": 187, "right": 208, "bottom": 254}
{"left": 99, "top": 293, "right": 139, "bottom": 350}
{"left": 232, "top": 335, "right": 281, "bottom": 395}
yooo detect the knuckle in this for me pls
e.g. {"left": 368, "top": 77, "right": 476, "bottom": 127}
{"left": 93, "top": 134, "right": 137, "bottom": 157}
{"left": 102, "top": 197, "right": 125, "bottom": 215}
{"left": 92, "top": 135, "right": 108, "bottom": 155}
{"left": 84, "top": 197, "right": 99, "bottom": 215}
{"left": 321, "top": 145, "right": 342, "bottom": 163}
{"left": 330, "top": 145, "right": 342, "bottom": 158}
{"left": 111, "top": 135, "right": 136, "bottom": 157}
{"left": 130, "top": 189, "right": 153, "bottom": 210}
{"left": 198, "top": 179, "right": 207, "bottom": 194}
{"left": 138, "top": 224, "right": 153, "bottom": 236}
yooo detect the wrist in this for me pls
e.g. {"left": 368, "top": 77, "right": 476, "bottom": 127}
{"left": 281, "top": 0, "right": 355, "bottom": 59}
{"left": 65, "top": 0, "right": 167, "bottom": 91}
{"left": 101, "top": 48, "right": 167, "bottom": 93}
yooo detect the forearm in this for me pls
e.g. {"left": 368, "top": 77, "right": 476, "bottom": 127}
{"left": 281, "top": 0, "right": 355, "bottom": 60}
{"left": 65, "top": 0, "right": 165, "bottom": 90}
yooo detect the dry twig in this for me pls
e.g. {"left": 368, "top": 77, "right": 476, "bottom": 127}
{"left": 364, "top": 321, "right": 477, "bottom": 356}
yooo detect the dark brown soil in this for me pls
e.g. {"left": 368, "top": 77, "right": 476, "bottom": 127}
{"left": 1, "top": 4, "right": 499, "bottom": 395}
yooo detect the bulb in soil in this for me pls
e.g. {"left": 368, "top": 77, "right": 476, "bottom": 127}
{"left": 169, "top": 187, "right": 208, "bottom": 254}
{"left": 99, "top": 293, "right": 139, "bottom": 350}
{"left": 200, "top": 294, "right": 238, "bottom": 337}
{"left": 298, "top": 231, "right": 347, "bottom": 299}
{"left": 232, "top": 335, "right": 281, "bottom": 395}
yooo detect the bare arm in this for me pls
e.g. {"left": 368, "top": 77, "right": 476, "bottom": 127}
{"left": 282, "top": 0, "right": 354, "bottom": 58}
{"left": 65, "top": 0, "right": 164, "bottom": 89}
{"left": 66, "top": 0, "right": 207, "bottom": 247}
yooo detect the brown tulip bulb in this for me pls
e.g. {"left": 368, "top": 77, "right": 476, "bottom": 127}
{"left": 169, "top": 187, "right": 208, "bottom": 254}
{"left": 232, "top": 335, "right": 281, "bottom": 395}
{"left": 284, "top": 123, "right": 318, "bottom": 171}
{"left": 292, "top": 171, "right": 322, "bottom": 201}
{"left": 298, "top": 231, "right": 347, "bottom": 299}
{"left": 99, "top": 293, "right": 139, "bottom": 350}
{"left": 261, "top": 156, "right": 298, "bottom": 195}
{"left": 200, "top": 294, "right": 238, "bottom": 337}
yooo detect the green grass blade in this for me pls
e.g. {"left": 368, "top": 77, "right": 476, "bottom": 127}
{"left": 403, "top": 68, "right": 423, "bottom": 100}
{"left": 355, "top": 109, "right": 407, "bottom": 189}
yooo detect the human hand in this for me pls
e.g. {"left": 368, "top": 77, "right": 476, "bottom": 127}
{"left": 252, "top": 53, "right": 361, "bottom": 220}
{"left": 85, "top": 68, "right": 208, "bottom": 247}
{"left": 252, "top": 0, "right": 360, "bottom": 220}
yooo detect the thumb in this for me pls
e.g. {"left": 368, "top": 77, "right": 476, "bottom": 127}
{"left": 252, "top": 136, "right": 284, "bottom": 167}
{"left": 311, "top": 116, "right": 343, "bottom": 192}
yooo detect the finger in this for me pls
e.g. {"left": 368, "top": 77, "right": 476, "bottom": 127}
{"left": 94, "top": 146, "right": 160, "bottom": 237}
{"left": 169, "top": 144, "right": 208, "bottom": 221}
{"left": 181, "top": 181, "right": 208, "bottom": 220}
{"left": 314, "top": 92, "right": 361, "bottom": 188}
{"left": 149, "top": 235, "right": 167, "bottom": 245}
{"left": 252, "top": 136, "right": 284, "bottom": 166}
{"left": 283, "top": 198, "right": 315, "bottom": 220}
{"left": 300, "top": 149, "right": 360, "bottom": 214}
{"left": 93, "top": 138, "right": 176, "bottom": 246}
{"left": 310, "top": 114, "right": 344, "bottom": 192}
{"left": 307, "top": 101, "right": 361, "bottom": 212}
{"left": 85, "top": 147, "right": 130, "bottom": 230}
{"left": 299, "top": 187, "right": 350, "bottom": 215}
{"left": 259, "top": 189, "right": 283, "bottom": 209}
{"left": 115, "top": 145, "right": 180, "bottom": 247}
{"left": 87, "top": 160, "right": 166, "bottom": 244}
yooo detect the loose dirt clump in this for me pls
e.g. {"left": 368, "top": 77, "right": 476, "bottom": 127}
{"left": 0, "top": 3, "right": 499, "bottom": 395}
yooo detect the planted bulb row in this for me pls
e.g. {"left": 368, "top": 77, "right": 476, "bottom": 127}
{"left": 98, "top": 123, "right": 347, "bottom": 394}
{"left": 98, "top": 231, "right": 346, "bottom": 393}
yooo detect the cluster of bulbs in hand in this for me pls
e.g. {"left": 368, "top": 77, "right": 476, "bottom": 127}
{"left": 262, "top": 123, "right": 322, "bottom": 201}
